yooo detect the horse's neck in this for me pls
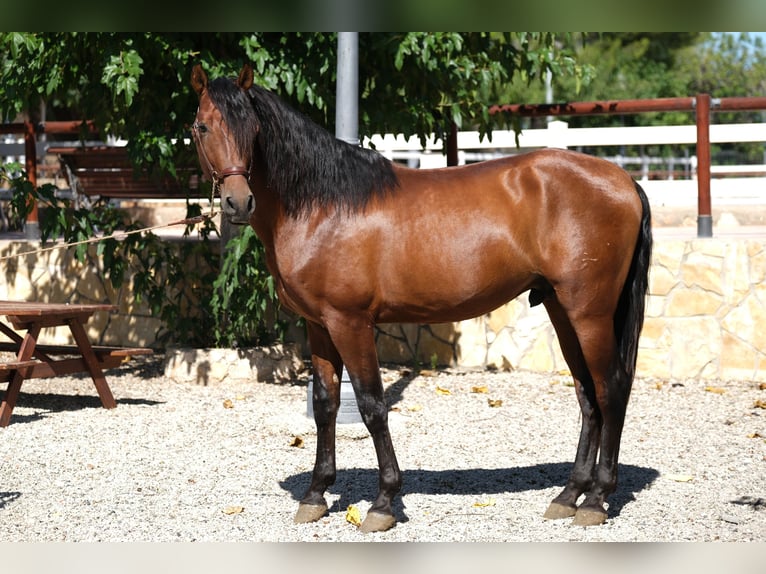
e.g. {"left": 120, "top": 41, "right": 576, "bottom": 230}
{"left": 250, "top": 183, "right": 279, "bottom": 244}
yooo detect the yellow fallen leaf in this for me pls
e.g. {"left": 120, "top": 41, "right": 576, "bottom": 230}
{"left": 471, "top": 386, "right": 489, "bottom": 394}
{"left": 223, "top": 506, "right": 244, "bottom": 515}
{"left": 473, "top": 498, "right": 496, "bottom": 508}
{"left": 345, "top": 504, "right": 362, "bottom": 527}
{"left": 435, "top": 386, "right": 451, "bottom": 396}
{"left": 754, "top": 399, "right": 766, "bottom": 409}
{"left": 235, "top": 394, "right": 246, "bottom": 401}
{"left": 289, "top": 436, "right": 304, "bottom": 448}
{"left": 408, "top": 404, "right": 422, "bottom": 412}
{"left": 704, "top": 386, "right": 726, "bottom": 394}
{"left": 747, "top": 432, "right": 763, "bottom": 439}
{"left": 223, "top": 399, "right": 235, "bottom": 409}
{"left": 487, "top": 398, "right": 503, "bottom": 408}
{"left": 667, "top": 474, "right": 694, "bottom": 482}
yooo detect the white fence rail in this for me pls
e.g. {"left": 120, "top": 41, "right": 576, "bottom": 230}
{"left": 365, "top": 121, "right": 766, "bottom": 208}
{"left": 365, "top": 120, "right": 766, "bottom": 167}
{"left": 2, "top": 122, "right": 764, "bottom": 208}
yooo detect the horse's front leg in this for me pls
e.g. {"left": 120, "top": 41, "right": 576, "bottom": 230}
{"left": 294, "top": 321, "right": 343, "bottom": 524}
{"left": 328, "top": 315, "right": 401, "bottom": 533}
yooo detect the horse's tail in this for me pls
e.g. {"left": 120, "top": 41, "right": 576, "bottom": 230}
{"left": 614, "top": 181, "right": 653, "bottom": 383}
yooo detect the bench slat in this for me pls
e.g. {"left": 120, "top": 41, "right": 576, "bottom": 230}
{"left": 0, "top": 359, "right": 42, "bottom": 372}
{"left": 0, "top": 342, "right": 153, "bottom": 357}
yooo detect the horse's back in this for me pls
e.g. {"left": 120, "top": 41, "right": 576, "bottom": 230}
{"left": 391, "top": 148, "right": 643, "bottom": 249}
{"left": 397, "top": 148, "right": 639, "bottom": 208}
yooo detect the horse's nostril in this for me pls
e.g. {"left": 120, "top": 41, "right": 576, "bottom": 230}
{"left": 247, "top": 194, "right": 255, "bottom": 214}
{"left": 225, "top": 196, "right": 236, "bottom": 210}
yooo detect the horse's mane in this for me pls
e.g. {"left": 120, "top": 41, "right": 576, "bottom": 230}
{"left": 206, "top": 77, "right": 399, "bottom": 216}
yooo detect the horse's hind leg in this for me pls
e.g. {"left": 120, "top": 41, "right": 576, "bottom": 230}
{"left": 294, "top": 321, "right": 343, "bottom": 524}
{"left": 570, "top": 313, "right": 632, "bottom": 526}
{"left": 543, "top": 292, "right": 632, "bottom": 526}
{"left": 542, "top": 299, "right": 602, "bottom": 520}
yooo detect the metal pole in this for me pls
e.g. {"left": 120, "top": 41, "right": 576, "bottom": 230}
{"left": 695, "top": 94, "right": 713, "bottom": 238}
{"left": 306, "top": 32, "right": 362, "bottom": 424}
{"left": 335, "top": 32, "right": 359, "bottom": 146}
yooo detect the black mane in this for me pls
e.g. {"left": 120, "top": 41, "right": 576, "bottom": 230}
{"left": 206, "top": 77, "right": 399, "bottom": 216}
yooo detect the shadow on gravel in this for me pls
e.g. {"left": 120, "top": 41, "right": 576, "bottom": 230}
{"left": 6, "top": 392, "right": 163, "bottom": 425}
{"left": 382, "top": 368, "right": 420, "bottom": 409}
{"left": 0, "top": 491, "right": 21, "bottom": 509}
{"left": 280, "top": 462, "right": 659, "bottom": 522}
{"left": 61, "top": 357, "right": 166, "bottom": 382}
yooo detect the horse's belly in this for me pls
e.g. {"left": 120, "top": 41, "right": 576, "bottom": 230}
{"left": 375, "top": 271, "right": 536, "bottom": 324}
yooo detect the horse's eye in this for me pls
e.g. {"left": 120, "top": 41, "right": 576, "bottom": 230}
{"left": 194, "top": 122, "right": 208, "bottom": 134}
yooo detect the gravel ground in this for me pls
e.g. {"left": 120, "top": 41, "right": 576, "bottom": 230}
{"left": 0, "top": 355, "right": 764, "bottom": 543}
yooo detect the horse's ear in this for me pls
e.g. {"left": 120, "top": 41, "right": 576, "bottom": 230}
{"left": 237, "top": 64, "right": 254, "bottom": 91}
{"left": 191, "top": 64, "right": 208, "bottom": 96}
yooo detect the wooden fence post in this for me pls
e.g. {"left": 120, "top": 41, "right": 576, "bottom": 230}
{"left": 695, "top": 93, "right": 713, "bottom": 238}
{"left": 23, "top": 121, "right": 40, "bottom": 240}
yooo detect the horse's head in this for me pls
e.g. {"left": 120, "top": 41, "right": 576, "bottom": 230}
{"left": 191, "top": 64, "right": 257, "bottom": 224}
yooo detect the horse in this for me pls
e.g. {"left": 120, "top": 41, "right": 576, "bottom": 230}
{"left": 190, "top": 63, "right": 652, "bottom": 533}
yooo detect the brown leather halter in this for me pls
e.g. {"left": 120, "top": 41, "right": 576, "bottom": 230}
{"left": 191, "top": 119, "right": 250, "bottom": 195}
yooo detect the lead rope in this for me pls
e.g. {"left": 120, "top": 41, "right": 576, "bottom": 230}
{"left": 0, "top": 209, "right": 219, "bottom": 263}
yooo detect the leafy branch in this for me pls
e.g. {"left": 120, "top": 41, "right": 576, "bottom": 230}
{"left": 1, "top": 165, "right": 292, "bottom": 348}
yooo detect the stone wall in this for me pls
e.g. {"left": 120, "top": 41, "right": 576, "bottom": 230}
{"left": 1, "top": 234, "right": 764, "bottom": 382}
{"left": 376, "top": 236, "right": 766, "bottom": 383}
{"left": 0, "top": 240, "right": 163, "bottom": 347}
{"left": 641, "top": 238, "right": 766, "bottom": 381}
{"left": 163, "top": 344, "right": 304, "bottom": 385}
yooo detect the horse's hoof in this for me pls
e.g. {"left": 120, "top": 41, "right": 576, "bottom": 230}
{"left": 572, "top": 506, "right": 607, "bottom": 526}
{"left": 294, "top": 502, "right": 328, "bottom": 524}
{"left": 543, "top": 501, "right": 577, "bottom": 520}
{"left": 359, "top": 511, "right": 396, "bottom": 533}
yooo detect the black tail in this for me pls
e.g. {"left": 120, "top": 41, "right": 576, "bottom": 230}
{"left": 614, "top": 181, "right": 652, "bottom": 382}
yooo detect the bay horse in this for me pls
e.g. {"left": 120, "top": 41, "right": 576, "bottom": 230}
{"left": 190, "top": 64, "right": 652, "bottom": 533}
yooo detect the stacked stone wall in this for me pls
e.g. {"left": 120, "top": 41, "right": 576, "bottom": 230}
{"left": 376, "top": 237, "right": 766, "bottom": 382}
{"left": 1, "top": 235, "right": 764, "bottom": 382}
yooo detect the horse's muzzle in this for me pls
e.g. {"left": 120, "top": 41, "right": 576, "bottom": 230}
{"left": 221, "top": 191, "right": 256, "bottom": 224}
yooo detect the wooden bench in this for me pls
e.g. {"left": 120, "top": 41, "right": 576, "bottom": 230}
{"left": 0, "top": 301, "right": 154, "bottom": 426}
{"left": 48, "top": 145, "right": 202, "bottom": 200}
{"left": 0, "top": 342, "right": 153, "bottom": 381}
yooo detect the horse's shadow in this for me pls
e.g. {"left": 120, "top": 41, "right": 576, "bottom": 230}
{"left": 289, "top": 368, "right": 659, "bottom": 522}
{"left": 280, "top": 462, "right": 659, "bottom": 523}
{"left": 381, "top": 366, "right": 420, "bottom": 408}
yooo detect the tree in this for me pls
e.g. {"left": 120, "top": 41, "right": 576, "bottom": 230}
{"left": 497, "top": 33, "right": 703, "bottom": 129}
{"left": 676, "top": 32, "right": 766, "bottom": 163}
{"left": 0, "top": 32, "right": 587, "bottom": 347}
{"left": 1, "top": 32, "right": 583, "bottom": 152}
{"left": 677, "top": 32, "right": 766, "bottom": 119}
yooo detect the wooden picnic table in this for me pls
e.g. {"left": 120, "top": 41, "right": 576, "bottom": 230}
{"left": 0, "top": 300, "right": 153, "bottom": 426}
